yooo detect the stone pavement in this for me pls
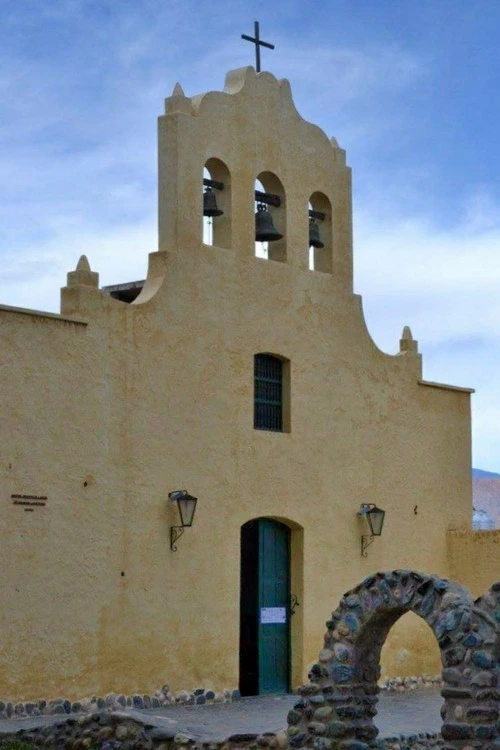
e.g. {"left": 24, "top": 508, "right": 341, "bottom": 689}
{"left": 0, "top": 690, "right": 443, "bottom": 743}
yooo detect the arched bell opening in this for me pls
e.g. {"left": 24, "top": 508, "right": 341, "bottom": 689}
{"left": 254, "top": 172, "right": 286, "bottom": 263}
{"left": 203, "top": 158, "right": 231, "bottom": 249}
{"left": 254, "top": 178, "right": 268, "bottom": 259}
{"left": 308, "top": 191, "right": 332, "bottom": 273}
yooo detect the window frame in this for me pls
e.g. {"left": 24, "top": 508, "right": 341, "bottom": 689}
{"left": 253, "top": 353, "right": 290, "bottom": 433}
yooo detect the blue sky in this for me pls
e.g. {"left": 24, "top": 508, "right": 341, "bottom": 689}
{"left": 1, "top": 0, "right": 500, "bottom": 470}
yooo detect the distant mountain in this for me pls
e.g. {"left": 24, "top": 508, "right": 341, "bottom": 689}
{"left": 473, "top": 470, "right": 500, "bottom": 529}
{"left": 472, "top": 468, "right": 500, "bottom": 478}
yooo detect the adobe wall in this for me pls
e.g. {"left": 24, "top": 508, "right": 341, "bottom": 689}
{"left": 0, "top": 300, "right": 132, "bottom": 700}
{"left": 0, "top": 68, "right": 473, "bottom": 700}
{"left": 448, "top": 530, "right": 500, "bottom": 597}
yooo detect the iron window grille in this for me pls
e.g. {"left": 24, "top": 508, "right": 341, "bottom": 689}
{"left": 254, "top": 354, "right": 283, "bottom": 431}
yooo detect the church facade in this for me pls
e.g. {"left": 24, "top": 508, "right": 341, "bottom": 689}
{"left": 0, "top": 68, "right": 475, "bottom": 700}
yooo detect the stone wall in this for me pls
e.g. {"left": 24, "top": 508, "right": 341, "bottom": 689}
{"left": 0, "top": 710, "right": 449, "bottom": 750}
{"left": 0, "top": 687, "right": 241, "bottom": 719}
{"left": 0, "top": 677, "right": 444, "bottom": 721}
{"left": 380, "top": 675, "right": 442, "bottom": 692}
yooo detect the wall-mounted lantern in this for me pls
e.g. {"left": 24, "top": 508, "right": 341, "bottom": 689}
{"left": 358, "top": 503, "right": 386, "bottom": 557}
{"left": 169, "top": 490, "right": 197, "bottom": 551}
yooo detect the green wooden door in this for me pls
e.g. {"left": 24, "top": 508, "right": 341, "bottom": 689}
{"left": 240, "top": 519, "right": 291, "bottom": 695}
{"left": 257, "top": 519, "right": 290, "bottom": 694}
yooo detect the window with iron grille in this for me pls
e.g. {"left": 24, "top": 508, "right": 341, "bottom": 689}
{"left": 254, "top": 354, "right": 283, "bottom": 431}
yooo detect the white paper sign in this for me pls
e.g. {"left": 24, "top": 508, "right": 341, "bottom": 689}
{"left": 260, "top": 607, "right": 287, "bottom": 624}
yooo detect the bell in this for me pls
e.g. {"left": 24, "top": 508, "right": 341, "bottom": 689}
{"left": 309, "top": 219, "right": 324, "bottom": 249}
{"left": 255, "top": 203, "right": 283, "bottom": 242}
{"left": 203, "top": 188, "right": 223, "bottom": 218}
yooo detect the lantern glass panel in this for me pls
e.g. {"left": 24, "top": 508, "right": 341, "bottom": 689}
{"left": 178, "top": 495, "right": 197, "bottom": 527}
{"left": 367, "top": 506, "right": 385, "bottom": 536}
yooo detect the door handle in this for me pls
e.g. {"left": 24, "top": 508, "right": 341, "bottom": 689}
{"left": 290, "top": 593, "right": 300, "bottom": 615}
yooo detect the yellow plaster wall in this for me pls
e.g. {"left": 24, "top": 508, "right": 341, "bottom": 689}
{"left": 0, "top": 68, "right": 473, "bottom": 700}
{"left": 380, "top": 613, "right": 442, "bottom": 679}
{"left": 447, "top": 529, "right": 500, "bottom": 598}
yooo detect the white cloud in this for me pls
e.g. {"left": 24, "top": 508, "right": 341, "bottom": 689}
{"left": 354, "top": 198, "right": 500, "bottom": 470}
{"left": 463, "top": 189, "right": 500, "bottom": 232}
{"left": 1, "top": 220, "right": 153, "bottom": 313}
{"left": 0, "top": 3, "right": 499, "bottom": 470}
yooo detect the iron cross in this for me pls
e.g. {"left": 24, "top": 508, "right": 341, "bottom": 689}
{"left": 241, "top": 21, "right": 274, "bottom": 73}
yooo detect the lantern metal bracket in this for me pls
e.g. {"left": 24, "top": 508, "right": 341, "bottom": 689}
{"left": 254, "top": 190, "right": 281, "bottom": 208}
{"left": 361, "top": 534, "right": 374, "bottom": 557}
{"left": 309, "top": 209, "right": 326, "bottom": 221}
{"left": 203, "top": 178, "right": 224, "bottom": 191}
{"left": 170, "top": 525, "right": 184, "bottom": 552}
{"left": 290, "top": 593, "right": 300, "bottom": 615}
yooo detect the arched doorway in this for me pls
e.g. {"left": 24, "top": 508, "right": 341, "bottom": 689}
{"left": 240, "top": 518, "right": 291, "bottom": 695}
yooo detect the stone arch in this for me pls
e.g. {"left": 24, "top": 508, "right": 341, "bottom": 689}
{"left": 289, "top": 570, "right": 500, "bottom": 750}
